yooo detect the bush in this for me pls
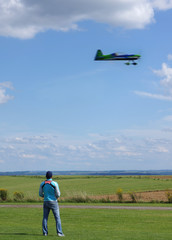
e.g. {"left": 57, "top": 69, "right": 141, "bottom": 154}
{"left": 62, "top": 192, "right": 91, "bottom": 203}
{"left": 116, "top": 188, "right": 123, "bottom": 202}
{"left": 13, "top": 191, "right": 24, "bottom": 201}
{"left": 166, "top": 190, "right": 172, "bottom": 203}
{"left": 129, "top": 191, "right": 138, "bottom": 203}
{"left": 0, "top": 189, "right": 8, "bottom": 201}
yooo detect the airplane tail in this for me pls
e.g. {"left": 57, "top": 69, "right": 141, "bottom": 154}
{"left": 94, "top": 49, "right": 103, "bottom": 60}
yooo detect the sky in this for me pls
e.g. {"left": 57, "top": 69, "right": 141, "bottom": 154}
{"left": 1, "top": 0, "right": 172, "bottom": 171}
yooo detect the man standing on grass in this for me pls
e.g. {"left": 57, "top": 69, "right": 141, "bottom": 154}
{"left": 39, "top": 171, "right": 65, "bottom": 237}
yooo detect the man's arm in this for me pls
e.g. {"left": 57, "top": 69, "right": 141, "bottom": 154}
{"left": 39, "top": 183, "right": 44, "bottom": 197}
{"left": 54, "top": 182, "right": 61, "bottom": 199}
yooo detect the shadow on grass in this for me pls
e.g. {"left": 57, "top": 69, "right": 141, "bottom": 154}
{"left": 0, "top": 232, "right": 44, "bottom": 236}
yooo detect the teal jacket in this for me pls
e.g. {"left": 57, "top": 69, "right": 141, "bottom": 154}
{"left": 39, "top": 178, "right": 60, "bottom": 201}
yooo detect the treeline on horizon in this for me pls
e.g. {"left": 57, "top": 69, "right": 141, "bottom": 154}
{"left": 1, "top": 170, "right": 172, "bottom": 176}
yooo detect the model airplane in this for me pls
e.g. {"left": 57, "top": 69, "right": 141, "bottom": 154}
{"left": 94, "top": 49, "right": 141, "bottom": 65}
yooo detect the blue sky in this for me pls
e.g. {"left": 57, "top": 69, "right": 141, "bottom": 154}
{"left": 1, "top": 0, "right": 172, "bottom": 171}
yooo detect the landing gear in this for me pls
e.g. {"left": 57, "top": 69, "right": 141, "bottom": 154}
{"left": 132, "top": 62, "right": 137, "bottom": 65}
{"left": 125, "top": 61, "right": 138, "bottom": 65}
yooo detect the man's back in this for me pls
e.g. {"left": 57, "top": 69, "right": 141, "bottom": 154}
{"left": 39, "top": 178, "right": 60, "bottom": 201}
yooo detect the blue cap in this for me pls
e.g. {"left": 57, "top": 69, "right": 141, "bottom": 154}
{"left": 46, "top": 171, "right": 52, "bottom": 179}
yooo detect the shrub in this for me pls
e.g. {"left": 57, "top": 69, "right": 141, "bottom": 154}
{"left": 13, "top": 191, "right": 24, "bottom": 201}
{"left": 166, "top": 190, "right": 172, "bottom": 203}
{"left": 116, "top": 188, "right": 123, "bottom": 202}
{"left": 63, "top": 192, "right": 91, "bottom": 203}
{"left": 129, "top": 191, "right": 137, "bottom": 203}
{"left": 0, "top": 189, "right": 8, "bottom": 201}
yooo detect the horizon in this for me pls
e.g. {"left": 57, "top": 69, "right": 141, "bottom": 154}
{"left": 1, "top": 169, "right": 172, "bottom": 176}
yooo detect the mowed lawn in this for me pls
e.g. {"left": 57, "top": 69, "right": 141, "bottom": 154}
{"left": 0, "top": 206, "right": 172, "bottom": 240}
{"left": 1, "top": 175, "right": 172, "bottom": 200}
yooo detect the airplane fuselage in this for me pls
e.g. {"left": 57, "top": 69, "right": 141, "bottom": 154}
{"left": 94, "top": 50, "right": 141, "bottom": 65}
{"left": 95, "top": 53, "right": 140, "bottom": 61}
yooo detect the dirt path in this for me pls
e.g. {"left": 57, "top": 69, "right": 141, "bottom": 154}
{"left": 1, "top": 204, "right": 172, "bottom": 210}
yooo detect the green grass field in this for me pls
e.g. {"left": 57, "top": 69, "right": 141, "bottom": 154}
{"left": 1, "top": 176, "right": 172, "bottom": 239}
{"left": 1, "top": 175, "right": 172, "bottom": 201}
{"left": 0, "top": 206, "right": 172, "bottom": 240}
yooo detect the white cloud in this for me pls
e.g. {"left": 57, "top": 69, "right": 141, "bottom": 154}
{"left": 151, "top": 0, "right": 172, "bottom": 10}
{"left": 135, "top": 61, "right": 172, "bottom": 101}
{"left": 22, "top": 154, "right": 36, "bottom": 159}
{"left": 168, "top": 54, "right": 172, "bottom": 60}
{"left": 113, "top": 145, "right": 141, "bottom": 157}
{"left": 1, "top": 130, "right": 172, "bottom": 171}
{"left": 154, "top": 63, "right": 172, "bottom": 95}
{"left": 0, "top": 0, "right": 161, "bottom": 39}
{"left": 0, "top": 0, "right": 171, "bottom": 39}
{"left": 134, "top": 90, "right": 172, "bottom": 101}
{"left": 22, "top": 153, "right": 46, "bottom": 159}
{"left": 149, "top": 145, "right": 169, "bottom": 153}
{"left": 163, "top": 115, "right": 172, "bottom": 121}
{"left": 0, "top": 81, "right": 14, "bottom": 104}
{"left": 0, "top": 81, "right": 14, "bottom": 89}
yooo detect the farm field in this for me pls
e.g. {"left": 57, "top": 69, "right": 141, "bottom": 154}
{"left": 0, "top": 205, "right": 172, "bottom": 240}
{"left": 1, "top": 175, "right": 172, "bottom": 202}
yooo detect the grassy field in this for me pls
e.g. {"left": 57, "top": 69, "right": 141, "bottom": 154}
{"left": 1, "top": 175, "right": 172, "bottom": 239}
{"left": 0, "top": 206, "right": 172, "bottom": 240}
{"left": 1, "top": 175, "right": 172, "bottom": 202}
